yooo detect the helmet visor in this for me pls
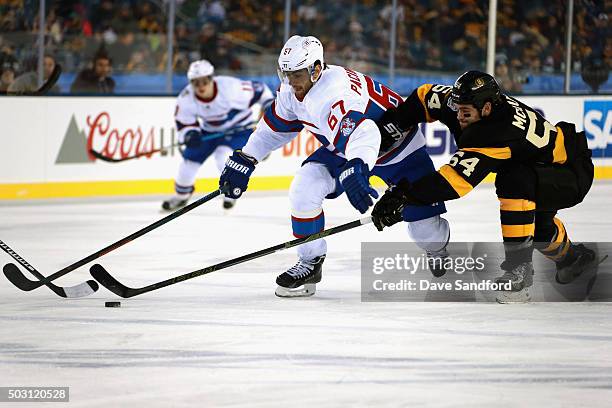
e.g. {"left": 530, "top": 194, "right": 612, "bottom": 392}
{"left": 190, "top": 76, "right": 213, "bottom": 87}
{"left": 277, "top": 67, "right": 309, "bottom": 84}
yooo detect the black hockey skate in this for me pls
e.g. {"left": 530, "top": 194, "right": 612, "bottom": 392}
{"left": 275, "top": 255, "right": 325, "bottom": 297}
{"left": 161, "top": 194, "right": 191, "bottom": 211}
{"left": 427, "top": 248, "right": 448, "bottom": 277}
{"left": 555, "top": 244, "right": 597, "bottom": 284}
{"left": 495, "top": 261, "right": 534, "bottom": 304}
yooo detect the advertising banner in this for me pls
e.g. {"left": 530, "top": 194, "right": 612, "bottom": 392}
{"left": 0, "top": 94, "right": 609, "bottom": 199}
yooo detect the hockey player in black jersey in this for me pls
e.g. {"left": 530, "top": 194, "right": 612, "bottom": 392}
{"left": 372, "top": 70, "right": 597, "bottom": 303}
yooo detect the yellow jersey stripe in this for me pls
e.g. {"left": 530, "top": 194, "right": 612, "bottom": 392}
{"left": 498, "top": 198, "right": 536, "bottom": 211}
{"left": 438, "top": 165, "right": 473, "bottom": 197}
{"left": 552, "top": 126, "right": 568, "bottom": 164}
{"left": 501, "top": 223, "right": 535, "bottom": 238}
{"left": 417, "top": 84, "right": 434, "bottom": 123}
{"left": 541, "top": 217, "right": 568, "bottom": 253}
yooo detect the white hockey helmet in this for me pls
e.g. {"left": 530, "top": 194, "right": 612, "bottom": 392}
{"left": 187, "top": 59, "right": 214, "bottom": 80}
{"left": 277, "top": 35, "right": 324, "bottom": 84}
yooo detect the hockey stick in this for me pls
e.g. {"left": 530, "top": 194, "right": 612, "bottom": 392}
{"left": 0, "top": 64, "right": 62, "bottom": 96}
{"left": 90, "top": 217, "right": 373, "bottom": 298}
{"left": 2, "top": 188, "right": 225, "bottom": 296}
{"left": 0, "top": 239, "right": 98, "bottom": 298}
{"left": 89, "top": 143, "right": 186, "bottom": 163}
{"left": 34, "top": 64, "right": 62, "bottom": 95}
{"left": 89, "top": 124, "right": 256, "bottom": 163}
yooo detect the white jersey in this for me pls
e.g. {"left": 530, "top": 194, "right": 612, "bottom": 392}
{"left": 174, "top": 76, "right": 274, "bottom": 139}
{"left": 242, "top": 65, "right": 425, "bottom": 168}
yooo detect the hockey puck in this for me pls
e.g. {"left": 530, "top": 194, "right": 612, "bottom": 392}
{"left": 105, "top": 301, "right": 121, "bottom": 308}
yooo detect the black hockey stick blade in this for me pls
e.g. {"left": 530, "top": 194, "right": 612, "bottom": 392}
{"left": 2, "top": 262, "right": 98, "bottom": 295}
{"left": 3, "top": 263, "right": 46, "bottom": 291}
{"left": 88, "top": 145, "right": 180, "bottom": 163}
{"left": 1, "top": 238, "right": 98, "bottom": 297}
{"left": 89, "top": 148, "right": 124, "bottom": 162}
{"left": 91, "top": 217, "right": 372, "bottom": 298}
{"left": 90, "top": 264, "right": 139, "bottom": 298}
{"left": 3, "top": 263, "right": 98, "bottom": 298}
{"left": 2, "top": 188, "right": 225, "bottom": 293}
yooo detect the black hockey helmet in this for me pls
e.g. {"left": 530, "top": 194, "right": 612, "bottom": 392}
{"left": 450, "top": 70, "right": 502, "bottom": 111}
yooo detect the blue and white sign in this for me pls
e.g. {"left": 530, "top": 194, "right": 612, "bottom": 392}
{"left": 584, "top": 100, "right": 612, "bottom": 157}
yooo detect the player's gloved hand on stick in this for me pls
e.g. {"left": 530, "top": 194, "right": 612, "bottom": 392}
{"left": 371, "top": 179, "right": 412, "bottom": 231}
{"left": 339, "top": 158, "right": 379, "bottom": 214}
{"left": 181, "top": 129, "right": 202, "bottom": 148}
{"left": 219, "top": 150, "right": 257, "bottom": 199}
{"left": 377, "top": 108, "right": 411, "bottom": 151}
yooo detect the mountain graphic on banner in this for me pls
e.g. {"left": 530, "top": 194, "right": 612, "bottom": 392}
{"left": 55, "top": 115, "right": 91, "bottom": 164}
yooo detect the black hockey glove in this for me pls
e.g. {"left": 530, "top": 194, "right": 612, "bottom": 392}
{"left": 377, "top": 108, "right": 410, "bottom": 152}
{"left": 219, "top": 150, "right": 257, "bottom": 199}
{"left": 371, "top": 179, "right": 412, "bottom": 231}
{"left": 182, "top": 129, "right": 202, "bottom": 148}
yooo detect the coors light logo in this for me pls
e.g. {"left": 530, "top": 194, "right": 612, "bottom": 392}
{"left": 55, "top": 112, "right": 174, "bottom": 164}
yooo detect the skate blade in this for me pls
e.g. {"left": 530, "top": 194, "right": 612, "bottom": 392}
{"left": 275, "top": 284, "right": 316, "bottom": 298}
{"left": 496, "top": 287, "right": 531, "bottom": 304}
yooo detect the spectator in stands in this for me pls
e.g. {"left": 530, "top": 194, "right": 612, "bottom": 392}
{"left": 0, "top": 62, "right": 15, "bottom": 93}
{"left": 215, "top": 37, "right": 242, "bottom": 71}
{"left": 198, "top": 23, "right": 220, "bottom": 65}
{"left": 175, "top": 24, "right": 192, "bottom": 56}
{"left": 197, "top": 0, "right": 226, "bottom": 26}
{"left": 255, "top": 4, "right": 280, "bottom": 49}
{"left": 408, "top": 25, "right": 428, "bottom": 64}
{"left": 8, "top": 55, "right": 60, "bottom": 94}
{"left": 0, "top": 51, "right": 18, "bottom": 93}
{"left": 92, "top": 0, "right": 116, "bottom": 32}
{"left": 0, "top": 7, "right": 23, "bottom": 32}
{"left": 495, "top": 54, "right": 523, "bottom": 93}
{"left": 71, "top": 52, "right": 115, "bottom": 94}
{"left": 111, "top": 2, "right": 138, "bottom": 34}
{"left": 126, "top": 48, "right": 155, "bottom": 73}
{"left": 424, "top": 45, "right": 444, "bottom": 70}
{"left": 1, "top": 0, "right": 608, "bottom": 93}
{"left": 297, "top": 0, "right": 318, "bottom": 33}
{"left": 108, "top": 31, "right": 136, "bottom": 71}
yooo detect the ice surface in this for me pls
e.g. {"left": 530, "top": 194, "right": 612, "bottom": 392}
{"left": 1, "top": 182, "right": 611, "bottom": 407}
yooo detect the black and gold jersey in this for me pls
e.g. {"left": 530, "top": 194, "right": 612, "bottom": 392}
{"left": 389, "top": 84, "right": 590, "bottom": 205}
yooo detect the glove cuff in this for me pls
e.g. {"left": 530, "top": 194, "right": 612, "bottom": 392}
{"left": 236, "top": 150, "right": 258, "bottom": 165}
{"left": 389, "top": 178, "right": 426, "bottom": 207}
{"left": 391, "top": 178, "right": 411, "bottom": 199}
{"left": 347, "top": 157, "right": 368, "bottom": 172}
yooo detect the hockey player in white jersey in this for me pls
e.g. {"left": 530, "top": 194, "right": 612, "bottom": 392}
{"left": 162, "top": 59, "right": 273, "bottom": 211}
{"left": 219, "top": 36, "right": 450, "bottom": 297}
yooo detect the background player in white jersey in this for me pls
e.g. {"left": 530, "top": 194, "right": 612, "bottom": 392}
{"left": 162, "top": 59, "right": 273, "bottom": 211}
{"left": 219, "top": 36, "right": 451, "bottom": 297}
